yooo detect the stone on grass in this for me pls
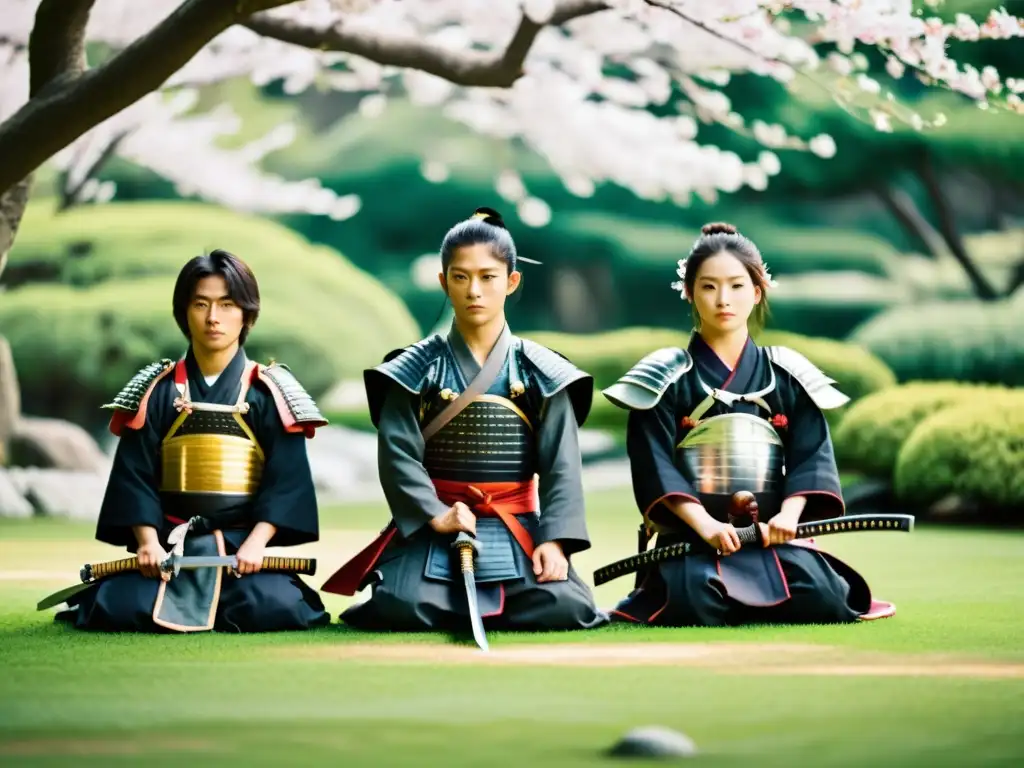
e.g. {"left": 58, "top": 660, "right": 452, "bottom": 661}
{"left": 607, "top": 726, "right": 698, "bottom": 759}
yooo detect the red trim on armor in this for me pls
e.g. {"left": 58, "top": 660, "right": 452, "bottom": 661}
{"left": 858, "top": 599, "right": 896, "bottom": 621}
{"left": 432, "top": 479, "right": 538, "bottom": 559}
{"left": 321, "top": 522, "right": 397, "bottom": 596}
{"left": 108, "top": 361, "right": 177, "bottom": 436}
{"left": 644, "top": 492, "right": 701, "bottom": 522}
{"left": 253, "top": 364, "right": 324, "bottom": 438}
{"left": 481, "top": 585, "right": 506, "bottom": 618}
{"left": 785, "top": 490, "right": 846, "bottom": 516}
{"left": 715, "top": 549, "right": 792, "bottom": 607}
{"left": 610, "top": 608, "right": 643, "bottom": 623}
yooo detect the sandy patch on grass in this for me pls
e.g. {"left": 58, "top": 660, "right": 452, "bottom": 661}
{"left": 0, "top": 570, "right": 77, "bottom": 581}
{"left": 283, "top": 642, "right": 1024, "bottom": 679}
{"left": 0, "top": 737, "right": 221, "bottom": 757}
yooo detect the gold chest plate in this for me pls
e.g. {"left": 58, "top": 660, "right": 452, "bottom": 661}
{"left": 160, "top": 409, "right": 264, "bottom": 496}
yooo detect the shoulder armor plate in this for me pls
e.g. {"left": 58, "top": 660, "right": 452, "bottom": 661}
{"left": 518, "top": 339, "right": 593, "bottom": 426}
{"left": 518, "top": 339, "right": 592, "bottom": 398}
{"left": 765, "top": 346, "right": 850, "bottom": 410}
{"left": 602, "top": 348, "right": 693, "bottom": 410}
{"left": 363, "top": 335, "right": 448, "bottom": 428}
{"left": 102, "top": 359, "right": 174, "bottom": 412}
{"left": 372, "top": 335, "right": 448, "bottom": 395}
{"left": 258, "top": 363, "right": 327, "bottom": 426}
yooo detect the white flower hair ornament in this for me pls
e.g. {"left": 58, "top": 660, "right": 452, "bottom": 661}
{"left": 670, "top": 258, "right": 779, "bottom": 298}
{"left": 670, "top": 258, "right": 688, "bottom": 298}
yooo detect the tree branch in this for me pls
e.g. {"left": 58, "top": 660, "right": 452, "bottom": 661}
{"left": 244, "top": 0, "right": 610, "bottom": 88}
{"left": 1, "top": 0, "right": 97, "bottom": 282}
{"left": 916, "top": 149, "right": 999, "bottom": 301}
{"left": 874, "top": 183, "right": 948, "bottom": 259}
{"left": 58, "top": 130, "right": 131, "bottom": 212}
{"left": 28, "top": 0, "right": 95, "bottom": 97}
{"left": 0, "top": 0, "right": 299, "bottom": 197}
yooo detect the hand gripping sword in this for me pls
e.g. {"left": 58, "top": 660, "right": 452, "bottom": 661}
{"left": 36, "top": 554, "right": 317, "bottom": 611}
{"left": 452, "top": 531, "right": 489, "bottom": 652}
{"left": 593, "top": 491, "right": 914, "bottom": 587}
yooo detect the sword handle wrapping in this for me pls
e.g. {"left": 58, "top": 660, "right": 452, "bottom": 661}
{"left": 81, "top": 557, "right": 139, "bottom": 582}
{"left": 735, "top": 524, "right": 762, "bottom": 547}
{"left": 457, "top": 545, "right": 474, "bottom": 574}
{"left": 261, "top": 556, "right": 316, "bottom": 575}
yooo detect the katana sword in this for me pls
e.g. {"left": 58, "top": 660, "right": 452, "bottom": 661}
{"left": 452, "top": 531, "right": 489, "bottom": 652}
{"left": 592, "top": 513, "right": 914, "bottom": 587}
{"left": 36, "top": 554, "right": 317, "bottom": 611}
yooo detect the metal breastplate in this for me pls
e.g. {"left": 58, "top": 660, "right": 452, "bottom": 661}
{"left": 423, "top": 395, "right": 537, "bottom": 483}
{"left": 674, "top": 371, "right": 785, "bottom": 523}
{"left": 159, "top": 366, "right": 264, "bottom": 523}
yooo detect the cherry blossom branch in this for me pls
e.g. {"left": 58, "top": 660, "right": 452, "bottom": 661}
{"left": 244, "top": 0, "right": 611, "bottom": 87}
{"left": 0, "top": 0, "right": 299, "bottom": 197}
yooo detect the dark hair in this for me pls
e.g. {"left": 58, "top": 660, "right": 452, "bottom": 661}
{"left": 440, "top": 207, "right": 519, "bottom": 274}
{"left": 172, "top": 249, "right": 261, "bottom": 345}
{"left": 682, "top": 221, "right": 771, "bottom": 330}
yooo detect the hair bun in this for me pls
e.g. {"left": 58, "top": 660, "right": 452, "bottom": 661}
{"left": 472, "top": 206, "right": 506, "bottom": 229}
{"left": 701, "top": 221, "right": 738, "bottom": 236}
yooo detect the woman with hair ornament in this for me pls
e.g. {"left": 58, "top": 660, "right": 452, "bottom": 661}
{"left": 601, "top": 222, "right": 895, "bottom": 627}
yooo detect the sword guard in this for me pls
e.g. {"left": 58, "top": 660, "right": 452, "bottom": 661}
{"left": 159, "top": 554, "right": 183, "bottom": 578}
{"left": 452, "top": 531, "right": 482, "bottom": 555}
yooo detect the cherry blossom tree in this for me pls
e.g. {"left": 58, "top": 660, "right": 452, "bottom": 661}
{"left": 1, "top": 0, "right": 1022, "bottom": 281}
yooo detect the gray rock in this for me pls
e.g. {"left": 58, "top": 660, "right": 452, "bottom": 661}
{"left": 608, "top": 726, "right": 698, "bottom": 759}
{"left": 0, "top": 468, "right": 33, "bottom": 518}
{"left": 6, "top": 467, "right": 106, "bottom": 520}
{"left": 305, "top": 425, "right": 384, "bottom": 503}
{"left": 10, "top": 416, "right": 109, "bottom": 471}
{"left": 0, "top": 335, "right": 20, "bottom": 453}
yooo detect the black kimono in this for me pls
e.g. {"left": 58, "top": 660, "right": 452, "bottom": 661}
{"left": 323, "top": 323, "right": 608, "bottom": 632}
{"left": 602, "top": 334, "right": 894, "bottom": 626}
{"left": 59, "top": 347, "right": 330, "bottom": 633}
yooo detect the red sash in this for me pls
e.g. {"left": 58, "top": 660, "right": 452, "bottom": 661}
{"left": 321, "top": 478, "right": 538, "bottom": 596}
{"left": 431, "top": 478, "right": 537, "bottom": 559}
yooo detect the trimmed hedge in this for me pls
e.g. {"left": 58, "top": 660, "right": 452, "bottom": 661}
{"left": 894, "top": 391, "right": 1024, "bottom": 509}
{"left": 832, "top": 381, "right": 1010, "bottom": 480}
{"left": 2, "top": 199, "right": 420, "bottom": 429}
{"left": 850, "top": 299, "right": 1024, "bottom": 386}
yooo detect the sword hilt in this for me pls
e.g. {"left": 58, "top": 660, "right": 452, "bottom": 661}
{"left": 453, "top": 531, "right": 480, "bottom": 574}
{"left": 261, "top": 556, "right": 316, "bottom": 575}
{"left": 81, "top": 556, "right": 139, "bottom": 582}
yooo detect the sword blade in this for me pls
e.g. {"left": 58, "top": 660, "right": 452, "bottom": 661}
{"left": 167, "top": 555, "right": 239, "bottom": 570}
{"left": 36, "top": 581, "right": 94, "bottom": 611}
{"left": 462, "top": 569, "right": 489, "bottom": 652}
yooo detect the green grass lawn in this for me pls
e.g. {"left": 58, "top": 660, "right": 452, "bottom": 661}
{"left": 1, "top": 488, "right": 1022, "bottom": 767}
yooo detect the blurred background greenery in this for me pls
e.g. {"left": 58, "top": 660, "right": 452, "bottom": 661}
{"left": 1, "top": 0, "right": 1022, "bottom": 522}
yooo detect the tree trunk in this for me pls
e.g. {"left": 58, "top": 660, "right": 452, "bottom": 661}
{"left": 0, "top": 176, "right": 32, "bottom": 282}
{"left": 0, "top": 178, "right": 32, "bottom": 465}
{"left": 916, "top": 150, "right": 999, "bottom": 300}
{"left": 874, "top": 183, "right": 948, "bottom": 259}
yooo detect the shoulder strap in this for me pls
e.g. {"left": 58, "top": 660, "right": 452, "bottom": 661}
{"left": 421, "top": 330, "right": 511, "bottom": 442}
